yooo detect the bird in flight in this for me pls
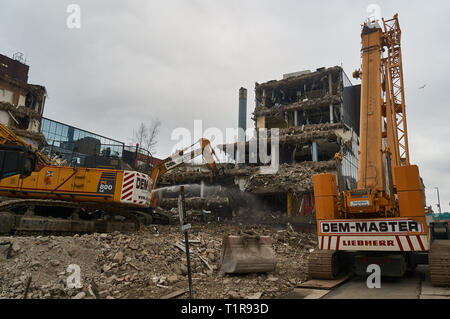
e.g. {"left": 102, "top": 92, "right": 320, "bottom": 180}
{"left": 418, "top": 84, "right": 427, "bottom": 89}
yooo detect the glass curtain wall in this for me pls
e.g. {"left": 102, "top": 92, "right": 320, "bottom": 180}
{"left": 41, "top": 117, "right": 124, "bottom": 164}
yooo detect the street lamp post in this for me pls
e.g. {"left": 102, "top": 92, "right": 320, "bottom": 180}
{"left": 435, "top": 187, "right": 442, "bottom": 214}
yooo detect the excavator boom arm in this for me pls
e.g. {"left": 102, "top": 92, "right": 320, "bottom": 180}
{"left": 149, "top": 138, "right": 221, "bottom": 208}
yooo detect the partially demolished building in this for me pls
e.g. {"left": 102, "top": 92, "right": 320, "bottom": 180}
{"left": 162, "top": 67, "right": 362, "bottom": 230}
{"left": 0, "top": 53, "right": 47, "bottom": 148}
{"left": 214, "top": 66, "right": 362, "bottom": 228}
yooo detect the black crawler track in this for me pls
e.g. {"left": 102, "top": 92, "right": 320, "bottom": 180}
{"left": 429, "top": 240, "right": 450, "bottom": 287}
{"left": 308, "top": 249, "right": 340, "bottom": 280}
{"left": 0, "top": 199, "right": 170, "bottom": 235}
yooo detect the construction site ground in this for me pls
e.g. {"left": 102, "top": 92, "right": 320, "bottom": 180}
{"left": 284, "top": 265, "right": 450, "bottom": 299}
{"left": 0, "top": 222, "right": 317, "bottom": 299}
{"left": 325, "top": 266, "right": 450, "bottom": 299}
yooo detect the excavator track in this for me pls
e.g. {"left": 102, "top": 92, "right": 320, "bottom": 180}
{"left": 0, "top": 198, "right": 170, "bottom": 235}
{"left": 308, "top": 249, "right": 340, "bottom": 280}
{"left": 429, "top": 240, "right": 450, "bottom": 287}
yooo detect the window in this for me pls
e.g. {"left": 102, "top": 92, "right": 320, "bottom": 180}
{"left": 42, "top": 119, "right": 50, "bottom": 133}
{"left": 62, "top": 125, "right": 68, "bottom": 137}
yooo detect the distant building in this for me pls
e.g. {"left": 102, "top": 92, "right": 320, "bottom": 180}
{"left": 0, "top": 53, "right": 47, "bottom": 148}
{"left": 41, "top": 117, "right": 124, "bottom": 160}
{"left": 41, "top": 117, "right": 162, "bottom": 169}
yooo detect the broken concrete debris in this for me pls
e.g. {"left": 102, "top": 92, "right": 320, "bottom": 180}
{"left": 0, "top": 223, "right": 317, "bottom": 299}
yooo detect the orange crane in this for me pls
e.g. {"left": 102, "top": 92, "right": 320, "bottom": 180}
{"left": 309, "top": 14, "right": 449, "bottom": 286}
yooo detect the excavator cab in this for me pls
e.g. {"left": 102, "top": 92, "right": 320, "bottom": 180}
{"left": 0, "top": 144, "right": 37, "bottom": 180}
{"left": 0, "top": 123, "right": 46, "bottom": 180}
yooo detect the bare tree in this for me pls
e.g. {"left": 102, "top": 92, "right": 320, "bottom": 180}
{"left": 134, "top": 123, "right": 147, "bottom": 149}
{"left": 145, "top": 118, "right": 161, "bottom": 155}
{"left": 133, "top": 118, "right": 161, "bottom": 155}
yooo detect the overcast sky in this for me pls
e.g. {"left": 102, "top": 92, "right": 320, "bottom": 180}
{"left": 1, "top": 0, "right": 449, "bottom": 212}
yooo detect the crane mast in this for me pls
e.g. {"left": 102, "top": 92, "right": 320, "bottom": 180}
{"left": 382, "top": 14, "right": 410, "bottom": 167}
{"left": 356, "top": 21, "right": 385, "bottom": 191}
{"left": 346, "top": 14, "right": 412, "bottom": 217}
{"left": 356, "top": 15, "right": 410, "bottom": 189}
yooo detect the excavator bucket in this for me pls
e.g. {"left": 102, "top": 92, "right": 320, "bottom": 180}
{"left": 219, "top": 235, "right": 276, "bottom": 274}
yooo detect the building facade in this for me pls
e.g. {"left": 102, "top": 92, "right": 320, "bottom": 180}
{"left": 41, "top": 117, "right": 125, "bottom": 166}
{"left": 41, "top": 117, "right": 162, "bottom": 170}
{"left": 0, "top": 53, "right": 47, "bottom": 148}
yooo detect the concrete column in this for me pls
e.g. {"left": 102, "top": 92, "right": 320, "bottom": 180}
{"left": 294, "top": 111, "right": 298, "bottom": 126}
{"left": 330, "top": 104, "right": 334, "bottom": 123}
{"left": 312, "top": 142, "right": 318, "bottom": 162}
{"left": 262, "top": 89, "right": 266, "bottom": 107}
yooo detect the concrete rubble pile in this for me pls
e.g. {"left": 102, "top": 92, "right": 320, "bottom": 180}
{"left": 0, "top": 223, "right": 317, "bottom": 299}
{"left": 159, "top": 159, "right": 336, "bottom": 197}
{"left": 241, "top": 161, "right": 336, "bottom": 195}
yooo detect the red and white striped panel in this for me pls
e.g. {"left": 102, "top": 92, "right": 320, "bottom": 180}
{"left": 119, "top": 170, "right": 152, "bottom": 208}
{"left": 319, "top": 235, "right": 429, "bottom": 252}
{"left": 120, "top": 171, "right": 136, "bottom": 202}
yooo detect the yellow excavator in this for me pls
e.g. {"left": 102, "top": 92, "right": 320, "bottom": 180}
{"left": 309, "top": 14, "right": 450, "bottom": 286}
{"left": 0, "top": 125, "right": 221, "bottom": 234}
